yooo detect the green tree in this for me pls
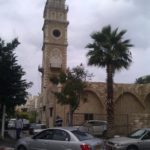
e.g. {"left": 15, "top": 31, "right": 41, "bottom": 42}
{"left": 0, "top": 38, "right": 32, "bottom": 111}
{"left": 0, "top": 38, "right": 32, "bottom": 138}
{"left": 28, "top": 111, "right": 37, "bottom": 123}
{"left": 135, "top": 75, "right": 150, "bottom": 84}
{"left": 50, "top": 65, "right": 92, "bottom": 126}
{"left": 86, "top": 25, "right": 133, "bottom": 136}
{"left": 16, "top": 111, "right": 29, "bottom": 120}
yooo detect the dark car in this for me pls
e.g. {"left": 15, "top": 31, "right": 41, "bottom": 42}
{"left": 29, "top": 123, "right": 47, "bottom": 135}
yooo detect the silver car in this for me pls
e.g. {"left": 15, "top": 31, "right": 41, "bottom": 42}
{"left": 106, "top": 128, "right": 150, "bottom": 150}
{"left": 78, "top": 120, "right": 107, "bottom": 137}
{"left": 15, "top": 127, "right": 104, "bottom": 150}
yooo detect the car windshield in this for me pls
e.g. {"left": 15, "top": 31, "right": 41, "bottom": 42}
{"left": 128, "top": 129, "right": 147, "bottom": 139}
{"left": 71, "top": 130, "right": 94, "bottom": 141}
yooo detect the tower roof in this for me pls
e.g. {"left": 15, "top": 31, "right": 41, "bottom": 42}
{"left": 46, "top": 0, "right": 66, "bottom": 9}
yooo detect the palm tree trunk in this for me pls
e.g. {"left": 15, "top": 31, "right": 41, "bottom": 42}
{"left": 1, "top": 104, "right": 6, "bottom": 139}
{"left": 106, "top": 65, "right": 114, "bottom": 137}
{"left": 69, "top": 105, "right": 74, "bottom": 126}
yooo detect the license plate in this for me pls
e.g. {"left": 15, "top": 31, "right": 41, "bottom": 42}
{"left": 95, "top": 144, "right": 101, "bottom": 150}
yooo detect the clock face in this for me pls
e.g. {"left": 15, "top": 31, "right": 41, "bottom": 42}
{"left": 52, "top": 29, "right": 61, "bottom": 39}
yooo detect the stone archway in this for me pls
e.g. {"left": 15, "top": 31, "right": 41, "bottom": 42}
{"left": 114, "top": 92, "right": 145, "bottom": 133}
{"left": 115, "top": 92, "right": 144, "bottom": 114}
{"left": 73, "top": 90, "right": 105, "bottom": 125}
{"left": 76, "top": 90, "right": 104, "bottom": 114}
{"left": 144, "top": 93, "right": 150, "bottom": 113}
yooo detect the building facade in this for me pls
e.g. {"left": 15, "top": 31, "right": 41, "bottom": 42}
{"left": 39, "top": 0, "right": 69, "bottom": 127}
{"left": 39, "top": 0, "right": 150, "bottom": 134}
{"left": 16, "top": 95, "right": 38, "bottom": 113}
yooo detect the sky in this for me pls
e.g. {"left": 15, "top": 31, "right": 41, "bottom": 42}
{"left": 0, "top": 0, "right": 150, "bottom": 95}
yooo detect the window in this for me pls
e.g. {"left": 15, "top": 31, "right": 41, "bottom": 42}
{"left": 50, "top": 107, "right": 53, "bottom": 117}
{"left": 84, "top": 113, "right": 93, "bottom": 121}
{"left": 43, "top": 106, "right": 46, "bottom": 111}
{"left": 128, "top": 129, "right": 147, "bottom": 139}
{"left": 142, "top": 131, "right": 150, "bottom": 140}
{"left": 71, "top": 130, "right": 93, "bottom": 141}
{"left": 34, "top": 130, "right": 53, "bottom": 140}
{"left": 53, "top": 129, "right": 70, "bottom": 141}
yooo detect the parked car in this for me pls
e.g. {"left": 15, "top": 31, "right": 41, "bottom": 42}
{"left": 78, "top": 120, "right": 107, "bottom": 137}
{"left": 8, "top": 118, "right": 30, "bottom": 130}
{"left": 106, "top": 128, "right": 150, "bottom": 150}
{"left": 29, "top": 123, "right": 47, "bottom": 135}
{"left": 8, "top": 118, "right": 16, "bottom": 129}
{"left": 22, "top": 119, "right": 30, "bottom": 130}
{"left": 15, "top": 127, "right": 104, "bottom": 150}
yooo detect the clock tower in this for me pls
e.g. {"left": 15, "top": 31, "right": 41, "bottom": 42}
{"left": 39, "top": 0, "right": 69, "bottom": 126}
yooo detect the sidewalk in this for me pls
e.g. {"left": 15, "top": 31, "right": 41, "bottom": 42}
{"left": 0, "top": 138, "right": 16, "bottom": 147}
{"left": 0, "top": 132, "right": 16, "bottom": 149}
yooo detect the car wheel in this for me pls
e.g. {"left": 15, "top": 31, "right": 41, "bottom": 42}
{"left": 18, "top": 145, "right": 27, "bottom": 150}
{"left": 127, "top": 146, "right": 138, "bottom": 150}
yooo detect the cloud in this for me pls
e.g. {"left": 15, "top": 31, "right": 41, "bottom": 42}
{"left": 0, "top": 0, "right": 150, "bottom": 95}
{"left": 0, "top": 0, "right": 45, "bottom": 95}
{"left": 67, "top": 0, "right": 150, "bottom": 83}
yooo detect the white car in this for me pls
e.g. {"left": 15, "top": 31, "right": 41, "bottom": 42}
{"left": 78, "top": 120, "right": 107, "bottom": 137}
{"left": 8, "top": 118, "right": 16, "bottom": 129}
{"left": 8, "top": 118, "right": 30, "bottom": 129}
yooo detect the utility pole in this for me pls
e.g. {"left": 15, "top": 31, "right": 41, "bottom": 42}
{"left": 1, "top": 104, "right": 6, "bottom": 139}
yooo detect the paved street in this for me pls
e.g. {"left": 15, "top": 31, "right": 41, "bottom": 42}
{"left": 7, "top": 129, "right": 29, "bottom": 139}
{"left": 0, "top": 129, "right": 29, "bottom": 149}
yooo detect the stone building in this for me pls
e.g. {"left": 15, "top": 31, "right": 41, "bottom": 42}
{"left": 38, "top": 0, "right": 150, "bottom": 134}
{"left": 16, "top": 95, "right": 38, "bottom": 112}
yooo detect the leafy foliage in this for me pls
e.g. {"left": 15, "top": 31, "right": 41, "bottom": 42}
{"left": 86, "top": 25, "right": 133, "bottom": 72}
{"left": 28, "top": 111, "right": 37, "bottom": 123}
{"left": 16, "top": 111, "right": 29, "bottom": 119}
{"left": 50, "top": 65, "right": 92, "bottom": 125}
{"left": 0, "top": 38, "right": 32, "bottom": 115}
{"left": 135, "top": 75, "right": 150, "bottom": 84}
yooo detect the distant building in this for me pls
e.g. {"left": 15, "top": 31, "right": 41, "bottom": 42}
{"left": 16, "top": 95, "right": 38, "bottom": 112}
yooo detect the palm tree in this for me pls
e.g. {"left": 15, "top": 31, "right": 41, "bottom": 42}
{"left": 86, "top": 25, "right": 133, "bottom": 136}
